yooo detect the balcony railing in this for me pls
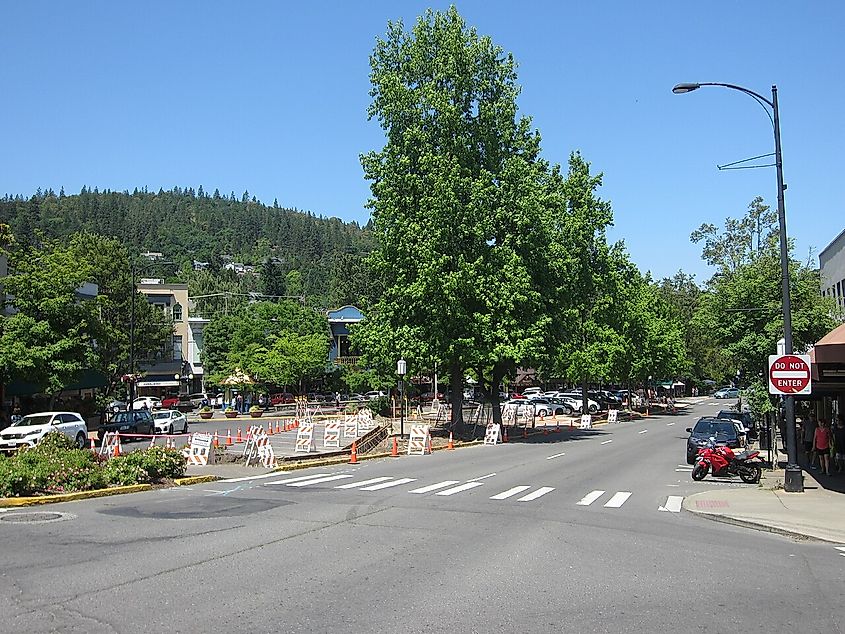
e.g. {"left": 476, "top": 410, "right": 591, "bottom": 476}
{"left": 333, "top": 356, "right": 361, "bottom": 366}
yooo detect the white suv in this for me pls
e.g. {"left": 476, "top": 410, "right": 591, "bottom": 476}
{"left": 0, "top": 412, "right": 89, "bottom": 451}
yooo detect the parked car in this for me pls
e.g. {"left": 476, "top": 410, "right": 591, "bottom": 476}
{"left": 558, "top": 393, "right": 600, "bottom": 414}
{"left": 713, "top": 387, "right": 740, "bottom": 399}
{"left": 365, "top": 390, "right": 386, "bottom": 400}
{"left": 547, "top": 397, "right": 576, "bottom": 416}
{"left": 132, "top": 397, "right": 162, "bottom": 410}
{"left": 419, "top": 391, "right": 444, "bottom": 403}
{"left": 106, "top": 400, "right": 127, "bottom": 414}
{"left": 152, "top": 409, "right": 189, "bottom": 435}
{"left": 160, "top": 395, "right": 180, "bottom": 409}
{"left": 270, "top": 393, "right": 295, "bottom": 406}
{"left": 522, "top": 387, "right": 543, "bottom": 397}
{"left": 716, "top": 409, "right": 756, "bottom": 439}
{"left": 0, "top": 412, "right": 89, "bottom": 451}
{"left": 685, "top": 417, "right": 741, "bottom": 464}
{"left": 99, "top": 410, "right": 155, "bottom": 441}
{"left": 185, "top": 393, "right": 209, "bottom": 408}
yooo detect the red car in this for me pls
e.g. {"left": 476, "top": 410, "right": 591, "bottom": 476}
{"left": 270, "top": 392, "right": 295, "bottom": 406}
{"left": 161, "top": 395, "right": 180, "bottom": 409}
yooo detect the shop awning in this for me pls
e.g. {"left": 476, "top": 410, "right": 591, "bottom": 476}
{"left": 814, "top": 322, "right": 845, "bottom": 364}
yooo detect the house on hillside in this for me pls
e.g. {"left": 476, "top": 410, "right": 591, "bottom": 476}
{"left": 327, "top": 305, "right": 363, "bottom": 366}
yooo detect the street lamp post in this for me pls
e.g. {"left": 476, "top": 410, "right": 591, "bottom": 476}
{"left": 397, "top": 358, "right": 407, "bottom": 438}
{"left": 673, "top": 81, "right": 803, "bottom": 492}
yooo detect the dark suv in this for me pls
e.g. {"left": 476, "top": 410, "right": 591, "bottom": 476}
{"left": 99, "top": 410, "right": 154, "bottom": 441}
{"left": 716, "top": 409, "right": 757, "bottom": 440}
{"left": 686, "top": 416, "right": 741, "bottom": 464}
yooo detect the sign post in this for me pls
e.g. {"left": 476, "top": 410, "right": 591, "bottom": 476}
{"left": 768, "top": 354, "right": 811, "bottom": 396}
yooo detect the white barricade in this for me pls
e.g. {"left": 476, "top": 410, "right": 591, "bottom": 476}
{"left": 501, "top": 403, "right": 517, "bottom": 426}
{"left": 243, "top": 425, "right": 264, "bottom": 465}
{"left": 295, "top": 421, "right": 316, "bottom": 453}
{"left": 323, "top": 420, "right": 341, "bottom": 448}
{"left": 357, "top": 409, "right": 375, "bottom": 432}
{"left": 521, "top": 406, "right": 533, "bottom": 427}
{"left": 580, "top": 414, "right": 592, "bottom": 430}
{"left": 186, "top": 432, "right": 215, "bottom": 466}
{"left": 257, "top": 435, "right": 276, "bottom": 468}
{"left": 607, "top": 409, "right": 618, "bottom": 423}
{"left": 343, "top": 416, "right": 358, "bottom": 439}
{"left": 98, "top": 432, "right": 122, "bottom": 458}
{"left": 407, "top": 424, "right": 431, "bottom": 456}
{"left": 483, "top": 422, "right": 501, "bottom": 445}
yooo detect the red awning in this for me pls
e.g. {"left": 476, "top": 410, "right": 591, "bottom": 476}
{"left": 814, "top": 322, "right": 845, "bottom": 364}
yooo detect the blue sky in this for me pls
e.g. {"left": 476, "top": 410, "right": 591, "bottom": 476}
{"left": 1, "top": 1, "right": 842, "bottom": 281}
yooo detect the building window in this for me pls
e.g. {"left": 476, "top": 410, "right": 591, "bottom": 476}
{"left": 173, "top": 303, "right": 183, "bottom": 321}
{"left": 173, "top": 335, "right": 183, "bottom": 360}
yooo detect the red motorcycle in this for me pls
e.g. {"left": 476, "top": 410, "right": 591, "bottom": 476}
{"left": 692, "top": 439, "right": 762, "bottom": 483}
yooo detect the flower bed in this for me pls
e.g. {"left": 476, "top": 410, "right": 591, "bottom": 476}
{"left": 0, "top": 432, "right": 186, "bottom": 498}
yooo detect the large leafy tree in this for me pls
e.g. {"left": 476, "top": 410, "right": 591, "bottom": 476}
{"left": 359, "top": 7, "right": 560, "bottom": 429}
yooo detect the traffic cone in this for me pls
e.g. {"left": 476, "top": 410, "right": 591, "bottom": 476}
{"left": 149, "top": 436, "right": 156, "bottom": 448}
{"left": 427, "top": 434, "right": 433, "bottom": 454}
{"left": 113, "top": 438, "right": 121, "bottom": 458}
{"left": 236, "top": 427, "right": 243, "bottom": 443}
{"left": 226, "top": 429, "right": 233, "bottom": 446}
{"left": 267, "top": 421, "right": 274, "bottom": 436}
{"left": 390, "top": 436, "right": 399, "bottom": 457}
{"left": 503, "top": 427, "right": 509, "bottom": 443}
{"left": 275, "top": 421, "right": 281, "bottom": 434}
{"left": 447, "top": 432, "right": 454, "bottom": 450}
{"left": 349, "top": 440, "right": 358, "bottom": 464}
{"left": 543, "top": 427, "right": 549, "bottom": 436}
{"left": 90, "top": 437, "right": 95, "bottom": 451}
{"left": 213, "top": 431, "right": 219, "bottom": 448}
{"left": 522, "top": 427, "right": 528, "bottom": 439}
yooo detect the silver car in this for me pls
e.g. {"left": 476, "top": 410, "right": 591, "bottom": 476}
{"left": 152, "top": 409, "right": 188, "bottom": 434}
{"left": 0, "top": 411, "right": 89, "bottom": 451}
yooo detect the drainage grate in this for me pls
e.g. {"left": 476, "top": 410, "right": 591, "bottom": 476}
{"left": 0, "top": 511, "right": 74, "bottom": 524}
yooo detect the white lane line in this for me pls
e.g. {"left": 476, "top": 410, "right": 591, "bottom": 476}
{"left": 286, "top": 474, "right": 354, "bottom": 487}
{"left": 222, "top": 472, "right": 293, "bottom": 483}
{"left": 435, "top": 482, "right": 485, "bottom": 496}
{"left": 490, "top": 486, "right": 531, "bottom": 500}
{"left": 638, "top": 429, "right": 648, "bottom": 434}
{"left": 835, "top": 546, "right": 845, "bottom": 556}
{"left": 360, "top": 478, "right": 416, "bottom": 491}
{"left": 676, "top": 467, "right": 693, "bottom": 472}
{"left": 409, "top": 481, "right": 460, "bottom": 494}
{"left": 469, "top": 473, "right": 497, "bottom": 481}
{"left": 266, "top": 473, "right": 331, "bottom": 485}
{"left": 576, "top": 490, "right": 606, "bottom": 506}
{"left": 659, "top": 496, "right": 684, "bottom": 513}
{"left": 600, "top": 440, "right": 613, "bottom": 445}
{"left": 604, "top": 492, "right": 632, "bottom": 508}
{"left": 666, "top": 422, "right": 675, "bottom": 426}
{"left": 335, "top": 477, "right": 393, "bottom": 489}
{"left": 546, "top": 452, "right": 566, "bottom": 460}
{"left": 517, "top": 487, "right": 555, "bottom": 502}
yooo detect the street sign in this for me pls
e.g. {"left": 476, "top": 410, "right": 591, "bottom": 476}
{"left": 768, "top": 354, "right": 812, "bottom": 395}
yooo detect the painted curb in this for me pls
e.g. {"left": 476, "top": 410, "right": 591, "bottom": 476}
{"left": 0, "top": 484, "right": 152, "bottom": 507}
{"left": 174, "top": 475, "right": 220, "bottom": 486}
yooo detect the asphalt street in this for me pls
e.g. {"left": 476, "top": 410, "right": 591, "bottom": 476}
{"left": 1, "top": 400, "right": 843, "bottom": 633}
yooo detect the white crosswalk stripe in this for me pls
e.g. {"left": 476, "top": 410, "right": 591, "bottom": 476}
{"left": 335, "top": 477, "right": 394, "bottom": 489}
{"left": 266, "top": 473, "right": 331, "bottom": 485}
{"left": 577, "top": 490, "right": 606, "bottom": 506}
{"left": 359, "top": 478, "right": 416, "bottom": 491}
{"left": 517, "top": 487, "right": 555, "bottom": 502}
{"left": 659, "top": 496, "right": 684, "bottom": 512}
{"left": 409, "top": 481, "right": 460, "bottom": 494}
{"left": 490, "top": 486, "right": 531, "bottom": 500}
{"left": 603, "top": 492, "right": 632, "bottom": 507}
{"left": 435, "top": 482, "right": 485, "bottom": 496}
{"left": 286, "top": 474, "right": 354, "bottom": 487}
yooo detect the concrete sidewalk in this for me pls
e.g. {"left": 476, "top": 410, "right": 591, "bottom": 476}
{"left": 684, "top": 447, "right": 845, "bottom": 543}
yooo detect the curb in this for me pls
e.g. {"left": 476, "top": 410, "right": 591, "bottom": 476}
{"left": 685, "top": 508, "right": 831, "bottom": 543}
{"left": 0, "top": 484, "right": 152, "bottom": 507}
{"left": 174, "top": 475, "right": 220, "bottom": 486}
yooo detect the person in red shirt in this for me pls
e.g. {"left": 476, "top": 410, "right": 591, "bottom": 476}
{"left": 814, "top": 420, "right": 832, "bottom": 476}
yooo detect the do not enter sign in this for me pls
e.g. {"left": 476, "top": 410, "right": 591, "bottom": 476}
{"left": 768, "top": 354, "right": 812, "bottom": 395}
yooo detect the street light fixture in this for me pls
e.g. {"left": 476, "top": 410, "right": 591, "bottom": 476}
{"left": 397, "top": 358, "right": 407, "bottom": 438}
{"left": 673, "top": 81, "right": 802, "bottom": 492}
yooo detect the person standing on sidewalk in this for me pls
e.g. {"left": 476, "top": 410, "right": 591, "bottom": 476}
{"left": 802, "top": 413, "right": 818, "bottom": 467}
{"left": 833, "top": 416, "right": 845, "bottom": 474}
{"left": 814, "top": 420, "right": 832, "bottom": 476}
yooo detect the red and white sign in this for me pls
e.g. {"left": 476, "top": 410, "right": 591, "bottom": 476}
{"left": 768, "top": 354, "right": 812, "bottom": 395}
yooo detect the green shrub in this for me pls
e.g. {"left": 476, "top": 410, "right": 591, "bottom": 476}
{"left": 102, "top": 456, "right": 146, "bottom": 486}
{"left": 134, "top": 446, "right": 186, "bottom": 481}
{"left": 367, "top": 396, "right": 391, "bottom": 416}
{"left": 32, "top": 430, "right": 78, "bottom": 453}
{"left": 344, "top": 402, "right": 359, "bottom": 414}
{"left": 3, "top": 443, "right": 104, "bottom": 495}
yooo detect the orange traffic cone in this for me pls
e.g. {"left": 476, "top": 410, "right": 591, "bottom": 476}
{"left": 275, "top": 421, "right": 281, "bottom": 434}
{"left": 390, "top": 436, "right": 399, "bottom": 457}
{"left": 522, "top": 427, "right": 528, "bottom": 439}
{"left": 89, "top": 437, "right": 95, "bottom": 451}
{"left": 447, "top": 432, "right": 454, "bottom": 450}
{"left": 543, "top": 427, "right": 549, "bottom": 436}
{"left": 503, "top": 427, "right": 509, "bottom": 443}
{"left": 427, "top": 434, "right": 433, "bottom": 454}
{"left": 349, "top": 440, "right": 358, "bottom": 464}
{"left": 236, "top": 427, "right": 243, "bottom": 443}
{"left": 267, "top": 421, "right": 274, "bottom": 436}
{"left": 226, "top": 429, "right": 233, "bottom": 446}
{"left": 113, "top": 438, "right": 121, "bottom": 458}
{"left": 213, "top": 431, "right": 219, "bottom": 448}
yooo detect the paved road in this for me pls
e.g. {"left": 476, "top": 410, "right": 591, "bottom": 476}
{"left": 2, "top": 400, "right": 842, "bottom": 633}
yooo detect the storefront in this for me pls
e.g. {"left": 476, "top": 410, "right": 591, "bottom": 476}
{"left": 808, "top": 322, "right": 845, "bottom": 420}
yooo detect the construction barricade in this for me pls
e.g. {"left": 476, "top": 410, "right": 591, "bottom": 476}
{"left": 323, "top": 419, "right": 341, "bottom": 448}
{"left": 295, "top": 421, "right": 316, "bottom": 453}
{"left": 98, "top": 432, "right": 122, "bottom": 458}
{"left": 407, "top": 424, "right": 431, "bottom": 456}
{"left": 343, "top": 415, "right": 358, "bottom": 439}
{"left": 607, "top": 409, "right": 619, "bottom": 423}
{"left": 483, "top": 422, "right": 501, "bottom": 445}
{"left": 580, "top": 414, "right": 592, "bottom": 430}
{"left": 186, "top": 432, "right": 215, "bottom": 466}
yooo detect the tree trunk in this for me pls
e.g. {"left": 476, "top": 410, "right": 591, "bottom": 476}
{"left": 581, "top": 375, "right": 589, "bottom": 417}
{"left": 491, "top": 364, "right": 505, "bottom": 426}
{"left": 450, "top": 358, "right": 464, "bottom": 434}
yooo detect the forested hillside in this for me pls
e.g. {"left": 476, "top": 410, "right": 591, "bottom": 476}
{"left": 0, "top": 187, "right": 375, "bottom": 311}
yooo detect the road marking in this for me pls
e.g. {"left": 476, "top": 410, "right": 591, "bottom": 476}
{"left": 676, "top": 467, "right": 693, "bottom": 472}
{"left": 603, "top": 492, "right": 632, "bottom": 508}
{"left": 546, "top": 452, "right": 566, "bottom": 460}
{"left": 835, "top": 546, "right": 845, "bottom": 557}
{"left": 286, "top": 474, "right": 354, "bottom": 487}
{"left": 576, "top": 490, "right": 605, "bottom": 506}
{"left": 436, "top": 482, "right": 485, "bottom": 496}
{"left": 409, "top": 481, "right": 460, "bottom": 494}
{"left": 517, "top": 487, "right": 555, "bottom": 502}
{"left": 638, "top": 429, "right": 648, "bottom": 434}
{"left": 469, "top": 473, "right": 497, "bottom": 481}
{"left": 266, "top": 473, "right": 331, "bottom": 485}
{"left": 221, "top": 472, "right": 293, "bottom": 483}
{"left": 666, "top": 423, "right": 675, "bottom": 426}
{"left": 600, "top": 440, "right": 613, "bottom": 445}
{"left": 360, "top": 478, "right": 416, "bottom": 491}
{"left": 490, "top": 486, "right": 531, "bottom": 500}
{"left": 335, "top": 477, "right": 393, "bottom": 489}
{"left": 658, "top": 496, "right": 684, "bottom": 513}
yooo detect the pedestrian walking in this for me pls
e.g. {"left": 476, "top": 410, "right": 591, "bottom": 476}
{"left": 335, "top": 392, "right": 341, "bottom": 409}
{"left": 814, "top": 420, "right": 832, "bottom": 476}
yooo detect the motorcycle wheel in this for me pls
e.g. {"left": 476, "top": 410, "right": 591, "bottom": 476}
{"left": 692, "top": 462, "right": 708, "bottom": 481}
{"left": 739, "top": 464, "right": 762, "bottom": 484}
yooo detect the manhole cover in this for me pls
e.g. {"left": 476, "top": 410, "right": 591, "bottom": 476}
{"left": 0, "top": 511, "right": 75, "bottom": 524}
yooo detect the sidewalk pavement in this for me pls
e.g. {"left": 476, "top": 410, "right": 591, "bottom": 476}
{"left": 684, "top": 444, "right": 845, "bottom": 543}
